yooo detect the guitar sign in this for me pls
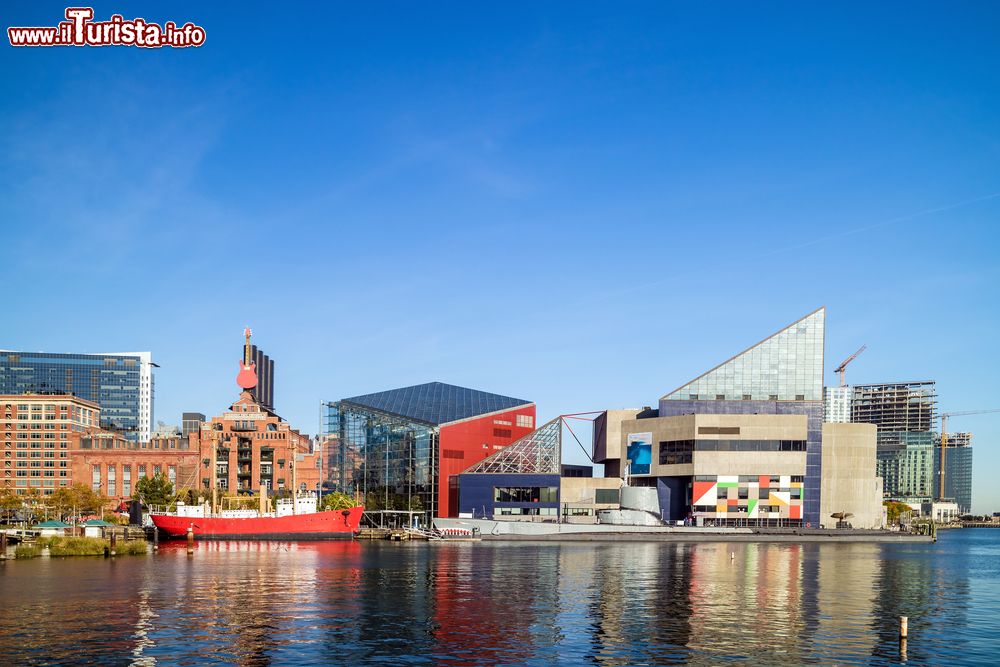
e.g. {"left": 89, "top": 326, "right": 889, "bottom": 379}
{"left": 236, "top": 326, "right": 258, "bottom": 389}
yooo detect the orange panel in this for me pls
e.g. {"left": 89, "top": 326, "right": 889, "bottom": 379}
{"left": 790, "top": 505, "right": 802, "bottom": 520}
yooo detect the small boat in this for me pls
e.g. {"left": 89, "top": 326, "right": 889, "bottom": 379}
{"left": 150, "top": 496, "right": 363, "bottom": 540}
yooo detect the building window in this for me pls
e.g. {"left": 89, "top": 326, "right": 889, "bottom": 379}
{"left": 92, "top": 464, "right": 101, "bottom": 492}
{"left": 123, "top": 465, "right": 131, "bottom": 497}
{"left": 594, "top": 488, "right": 619, "bottom": 504}
{"left": 516, "top": 415, "right": 534, "bottom": 429}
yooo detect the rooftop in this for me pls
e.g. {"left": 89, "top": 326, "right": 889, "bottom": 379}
{"left": 342, "top": 381, "right": 532, "bottom": 426}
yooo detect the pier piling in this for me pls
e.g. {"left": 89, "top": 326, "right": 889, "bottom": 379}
{"left": 186, "top": 525, "right": 195, "bottom": 555}
{"left": 1, "top": 532, "right": 6, "bottom": 560}
{"left": 110, "top": 532, "right": 117, "bottom": 557}
{"left": 153, "top": 527, "right": 159, "bottom": 551}
{"left": 899, "top": 616, "right": 908, "bottom": 638}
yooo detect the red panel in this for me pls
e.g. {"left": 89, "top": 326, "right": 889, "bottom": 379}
{"left": 727, "top": 499, "right": 738, "bottom": 506}
{"left": 789, "top": 505, "right": 802, "bottom": 520}
{"left": 759, "top": 475, "right": 770, "bottom": 488}
{"left": 437, "top": 404, "right": 537, "bottom": 517}
{"left": 692, "top": 481, "right": 715, "bottom": 505}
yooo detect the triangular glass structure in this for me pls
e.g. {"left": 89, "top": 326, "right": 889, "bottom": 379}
{"left": 463, "top": 417, "right": 562, "bottom": 474}
{"left": 661, "top": 307, "right": 825, "bottom": 402}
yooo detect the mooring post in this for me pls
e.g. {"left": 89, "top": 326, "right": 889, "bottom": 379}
{"left": 186, "top": 525, "right": 195, "bottom": 555}
{"left": 0, "top": 532, "right": 7, "bottom": 560}
{"left": 110, "top": 532, "right": 117, "bottom": 557}
{"left": 899, "top": 615, "right": 908, "bottom": 638}
{"left": 153, "top": 527, "right": 159, "bottom": 551}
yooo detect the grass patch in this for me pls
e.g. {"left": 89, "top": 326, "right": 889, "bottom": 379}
{"left": 43, "top": 536, "right": 150, "bottom": 557}
{"left": 15, "top": 543, "right": 42, "bottom": 559}
{"left": 48, "top": 536, "right": 108, "bottom": 557}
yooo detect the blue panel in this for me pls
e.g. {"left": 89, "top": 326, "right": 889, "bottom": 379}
{"left": 457, "top": 473, "right": 561, "bottom": 519}
{"left": 343, "top": 382, "right": 531, "bottom": 426}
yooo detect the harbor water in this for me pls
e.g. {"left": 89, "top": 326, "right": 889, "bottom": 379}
{"left": 1, "top": 529, "right": 998, "bottom": 665}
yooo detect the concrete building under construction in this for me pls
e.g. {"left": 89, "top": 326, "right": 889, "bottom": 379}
{"left": 851, "top": 382, "right": 938, "bottom": 500}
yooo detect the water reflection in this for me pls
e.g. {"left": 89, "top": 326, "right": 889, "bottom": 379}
{"left": 0, "top": 532, "right": 996, "bottom": 665}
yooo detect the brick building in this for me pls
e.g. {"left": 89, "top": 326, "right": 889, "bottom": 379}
{"left": 196, "top": 390, "right": 320, "bottom": 496}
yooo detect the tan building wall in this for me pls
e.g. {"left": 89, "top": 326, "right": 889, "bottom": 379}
{"left": 594, "top": 408, "right": 641, "bottom": 469}
{"left": 820, "top": 423, "right": 884, "bottom": 529}
{"left": 560, "top": 476, "right": 623, "bottom": 505}
{"left": 618, "top": 413, "right": 808, "bottom": 477}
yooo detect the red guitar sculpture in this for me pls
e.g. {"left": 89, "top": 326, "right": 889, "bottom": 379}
{"left": 236, "top": 326, "right": 258, "bottom": 389}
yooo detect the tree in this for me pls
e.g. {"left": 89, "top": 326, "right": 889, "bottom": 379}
{"left": 134, "top": 472, "right": 174, "bottom": 507}
{"left": 320, "top": 492, "right": 356, "bottom": 511}
{"left": 0, "top": 487, "right": 21, "bottom": 524}
{"left": 884, "top": 500, "right": 912, "bottom": 525}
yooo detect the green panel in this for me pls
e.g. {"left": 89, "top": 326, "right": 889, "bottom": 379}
{"left": 717, "top": 482, "right": 738, "bottom": 488}
{"left": 748, "top": 499, "right": 758, "bottom": 515}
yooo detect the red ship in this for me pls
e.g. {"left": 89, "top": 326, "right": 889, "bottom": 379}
{"left": 151, "top": 506, "right": 363, "bottom": 540}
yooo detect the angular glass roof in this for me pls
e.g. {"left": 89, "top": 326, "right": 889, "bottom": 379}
{"left": 342, "top": 381, "right": 532, "bottom": 426}
{"left": 463, "top": 417, "right": 562, "bottom": 475}
{"left": 661, "top": 307, "right": 825, "bottom": 402}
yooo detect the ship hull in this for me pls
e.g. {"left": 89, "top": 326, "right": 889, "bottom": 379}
{"left": 151, "top": 507, "right": 364, "bottom": 540}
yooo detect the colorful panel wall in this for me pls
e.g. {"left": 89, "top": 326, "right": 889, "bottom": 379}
{"left": 691, "top": 474, "right": 804, "bottom": 521}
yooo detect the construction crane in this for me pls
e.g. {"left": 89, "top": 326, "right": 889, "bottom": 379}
{"left": 834, "top": 345, "right": 867, "bottom": 386}
{"left": 939, "top": 408, "right": 1000, "bottom": 500}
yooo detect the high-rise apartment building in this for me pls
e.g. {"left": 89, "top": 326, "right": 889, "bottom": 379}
{"left": 823, "top": 386, "right": 852, "bottom": 423}
{"left": 850, "top": 381, "right": 937, "bottom": 500}
{"left": 0, "top": 350, "right": 154, "bottom": 442}
{"left": 936, "top": 432, "right": 973, "bottom": 513}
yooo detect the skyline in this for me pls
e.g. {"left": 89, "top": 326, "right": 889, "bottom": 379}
{"left": 2, "top": 2, "right": 999, "bottom": 511}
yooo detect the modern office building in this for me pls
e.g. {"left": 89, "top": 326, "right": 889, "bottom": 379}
{"left": 823, "top": 386, "right": 852, "bottom": 423}
{"left": 182, "top": 412, "right": 206, "bottom": 437}
{"left": 323, "top": 382, "right": 536, "bottom": 518}
{"left": 936, "top": 432, "right": 973, "bottom": 513}
{"left": 245, "top": 344, "right": 274, "bottom": 411}
{"left": 0, "top": 350, "right": 154, "bottom": 442}
{"left": 592, "top": 307, "right": 883, "bottom": 528}
{"left": 851, "top": 381, "right": 937, "bottom": 500}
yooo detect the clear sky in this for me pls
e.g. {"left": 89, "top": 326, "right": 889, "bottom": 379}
{"left": 2, "top": 2, "right": 999, "bottom": 511}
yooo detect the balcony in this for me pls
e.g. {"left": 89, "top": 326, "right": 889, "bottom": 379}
{"left": 231, "top": 423, "right": 257, "bottom": 432}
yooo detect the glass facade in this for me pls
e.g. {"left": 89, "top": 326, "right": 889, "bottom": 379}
{"left": 0, "top": 351, "right": 152, "bottom": 441}
{"left": 877, "top": 432, "right": 935, "bottom": 499}
{"left": 662, "top": 308, "right": 825, "bottom": 402}
{"left": 935, "top": 435, "right": 973, "bottom": 514}
{"left": 325, "top": 401, "right": 439, "bottom": 516}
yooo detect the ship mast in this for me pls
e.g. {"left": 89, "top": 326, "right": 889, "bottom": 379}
{"left": 291, "top": 437, "right": 298, "bottom": 515}
{"left": 210, "top": 430, "right": 218, "bottom": 516}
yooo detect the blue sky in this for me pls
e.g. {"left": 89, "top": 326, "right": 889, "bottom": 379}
{"left": 2, "top": 2, "right": 999, "bottom": 511}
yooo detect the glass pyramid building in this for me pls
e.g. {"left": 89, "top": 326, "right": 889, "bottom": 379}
{"left": 463, "top": 417, "right": 562, "bottom": 475}
{"left": 661, "top": 307, "right": 825, "bottom": 403}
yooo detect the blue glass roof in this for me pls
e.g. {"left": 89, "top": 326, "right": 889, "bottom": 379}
{"left": 342, "top": 382, "right": 532, "bottom": 426}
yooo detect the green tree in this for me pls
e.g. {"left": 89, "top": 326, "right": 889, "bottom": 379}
{"left": 320, "top": 492, "right": 357, "bottom": 511}
{"left": 134, "top": 472, "right": 174, "bottom": 507}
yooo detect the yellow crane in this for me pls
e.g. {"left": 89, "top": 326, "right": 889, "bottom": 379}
{"left": 834, "top": 345, "right": 866, "bottom": 386}
{"left": 939, "top": 408, "right": 1000, "bottom": 500}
